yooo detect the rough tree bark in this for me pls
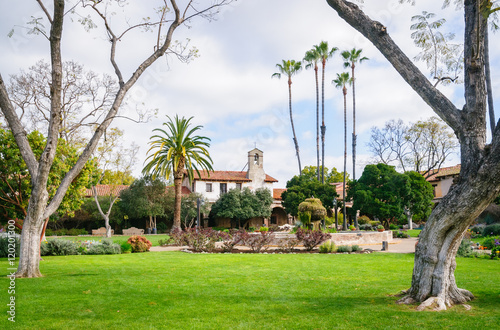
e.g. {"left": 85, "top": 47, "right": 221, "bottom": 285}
{"left": 326, "top": 0, "right": 500, "bottom": 310}
{"left": 0, "top": 0, "right": 231, "bottom": 278}
{"left": 172, "top": 157, "right": 186, "bottom": 232}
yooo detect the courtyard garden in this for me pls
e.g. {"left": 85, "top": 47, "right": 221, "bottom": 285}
{"left": 1, "top": 251, "right": 499, "bottom": 329}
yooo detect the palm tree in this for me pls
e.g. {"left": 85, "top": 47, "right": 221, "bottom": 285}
{"left": 341, "top": 48, "right": 368, "bottom": 182}
{"left": 304, "top": 48, "right": 321, "bottom": 181}
{"left": 303, "top": 48, "right": 322, "bottom": 181}
{"left": 316, "top": 41, "right": 338, "bottom": 183}
{"left": 272, "top": 59, "right": 303, "bottom": 175}
{"left": 142, "top": 115, "right": 213, "bottom": 231}
{"left": 333, "top": 72, "right": 352, "bottom": 231}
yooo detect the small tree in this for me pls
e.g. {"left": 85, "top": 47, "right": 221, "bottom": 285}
{"left": 298, "top": 198, "right": 327, "bottom": 229}
{"left": 210, "top": 188, "right": 273, "bottom": 229}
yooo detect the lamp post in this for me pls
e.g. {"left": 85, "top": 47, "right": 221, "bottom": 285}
{"left": 196, "top": 197, "right": 205, "bottom": 230}
{"left": 333, "top": 197, "right": 338, "bottom": 231}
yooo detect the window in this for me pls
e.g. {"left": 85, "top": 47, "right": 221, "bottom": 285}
{"left": 236, "top": 183, "right": 242, "bottom": 190}
{"left": 220, "top": 183, "right": 227, "bottom": 194}
{"left": 191, "top": 182, "right": 195, "bottom": 192}
{"left": 206, "top": 183, "right": 212, "bottom": 192}
{"left": 432, "top": 184, "right": 437, "bottom": 197}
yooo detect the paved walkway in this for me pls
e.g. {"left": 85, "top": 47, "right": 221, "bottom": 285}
{"left": 150, "top": 237, "right": 419, "bottom": 254}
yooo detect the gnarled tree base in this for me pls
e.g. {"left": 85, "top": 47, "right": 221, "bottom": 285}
{"left": 396, "top": 288, "right": 474, "bottom": 311}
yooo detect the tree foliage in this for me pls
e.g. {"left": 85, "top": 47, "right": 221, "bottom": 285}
{"left": 348, "top": 163, "right": 433, "bottom": 226}
{"left": 0, "top": 128, "right": 95, "bottom": 223}
{"left": 119, "top": 176, "right": 168, "bottom": 221}
{"left": 282, "top": 175, "right": 338, "bottom": 217}
{"left": 300, "top": 165, "right": 348, "bottom": 183}
{"left": 210, "top": 188, "right": 273, "bottom": 228}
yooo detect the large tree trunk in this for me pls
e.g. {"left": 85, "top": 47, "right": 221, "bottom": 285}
{"left": 315, "top": 65, "right": 320, "bottom": 181}
{"left": 321, "top": 61, "right": 326, "bottom": 184}
{"left": 326, "top": 0, "right": 500, "bottom": 310}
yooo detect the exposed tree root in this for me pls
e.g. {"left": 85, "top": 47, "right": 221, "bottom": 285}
{"left": 416, "top": 297, "right": 447, "bottom": 311}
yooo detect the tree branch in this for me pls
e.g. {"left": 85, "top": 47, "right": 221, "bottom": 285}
{"left": 325, "top": 0, "right": 463, "bottom": 133}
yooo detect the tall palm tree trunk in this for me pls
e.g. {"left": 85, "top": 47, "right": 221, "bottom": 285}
{"left": 342, "top": 86, "right": 348, "bottom": 231}
{"left": 485, "top": 28, "right": 496, "bottom": 134}
{"left": 321, "top": 61, "right": 326, "bottom": 184}
{"left": 288, "top": 78, "right": 302, "bottom": 174}
{"left": 172, "top": 159, "right": 185, "bottom": 231}
{"left": 351, "top": 64, "right": 358, "bottom": 229}
{"left": 315, "top": 66, "right": 320, "bottom": 181}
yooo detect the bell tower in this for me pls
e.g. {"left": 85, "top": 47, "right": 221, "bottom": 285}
{"left": 246, "top": 148, "right": 265, "bottom": 189}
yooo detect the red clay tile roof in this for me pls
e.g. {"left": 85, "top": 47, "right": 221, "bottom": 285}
{"left": 166, "top": 185, "right": 192, "bottom": 195}
{"left": 85, "top": 185, "right": 129, "bottom": 197}
{"left": 424, "top": 164, "right": 461, "bottom": 182}
{"left": 273, "top": 188, "right": 286, "bottom": 200}
{"left": 188, "top": 170, "right": 278, "bottom": 183}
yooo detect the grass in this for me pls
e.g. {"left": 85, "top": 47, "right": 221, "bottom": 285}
{"left": 47, "top": 234, "right": 171, "bottom": 247}
{"left": 1, "top": 252, "right": 499, "bottom": 329}
{"left": 406, "top": 229, "right": 421, "bottom": 237}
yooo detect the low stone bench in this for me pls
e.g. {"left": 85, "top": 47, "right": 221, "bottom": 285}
{"left": 91, "top": 227, "right": 114, "bottom": 236}
{"left": 123, "top": 227, "right": 144, "bottom": 236}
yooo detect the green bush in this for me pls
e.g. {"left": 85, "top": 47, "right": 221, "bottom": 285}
{"left": 121, "top": 242, "right": 132, "bottom": 253}
{"left": 357, "top": 215, "right": 370, "bottom": 225}
{"left": 483, "top": 224, "right": 500, "bottom": 237}
{"left": 336, "top": 245, "right": 353, "bottom": 253}
{"left": 156, "top": 222, "right": 168, "bottom": 233}
{"left": 481, "top": 237, "right": 499, "bottom": 250}
{"left": 258, "top": 226, "right": 269, "bottom": 232}
{"left": 457, "top": 239, "right": 474, "bottom": 258}
{"left": 158, "top": 236, "right": 172, "bottom": 246}
{"left": 319, "top": 241, "right": 336, "bottom": 253}
{"left": 392, "top": 230, "right": 410, "bottom": 238}
{"left": 389, "top": 224, "right": 398, "bottom": 230}
{"left": 351, "top": 245, "right": 362, "bottom": 252}
{"left": 0, "top": 234, "right": 20, "bottom": 258}
{"left": 369, "top": 220, "right": 381, "bottom": 227}
{"left": 359, "top": 224, "right": 373, "bottom": 231}
{"left": 45, "top": 228, "right": 87, "bottom": 236}
{"left": 41, "top": 239, "right": 79, "bottom": 256}
{"left": 86, "top": 239, "right": 121, "bottom": 255}
{"left": 349, "top": 225, "right": 356, "bottom": 230}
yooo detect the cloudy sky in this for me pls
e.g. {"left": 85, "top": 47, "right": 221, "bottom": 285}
{"left": 1, "top": 0, "right": 499, "bottom": 188}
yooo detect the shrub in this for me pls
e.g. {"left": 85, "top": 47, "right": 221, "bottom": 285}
{"left": 276, "top": 238, "right": 299, "bottom": 253}
{"left": 481, "top": 237, "right": 499, "bottom": 250}
{"left": 220, "top": 229, "right": 245, "bottom": 252}
{"left": 370, "top": 220, "right": 381, "bottom": 227}
{"left": 392, "top": 230, "right": 410, "bottom": 238}
{"left": 389, "top": 224, "right": 398, "bottom": 230}
{"left": 41, "top": 239, "right": 79, "bottom": 256}
{"left": 357, "top": 215, "right": 371, "bottom": 225}
{"left": 319, "top": 241, "right": 336, "bottom": 253}
{"left": 337, "top": 245, "right": 353, "bottom": 253}
{"left": 86, "top": 239, "right": 121, "bottom": 255}
{"left": 351, "top": 245, "right": 362, "bottom": 252}
{"left": 169, "top": 228, "right": 185, "bottom": 246}
{"left": 0, "top": 233, "right": 20, "bottom": 258}
{"left": 490, "top": 239, "right": 500, "bottom": 259}
{"left": 349, "top": 225, "right": 356, "bottom": 230}
{"left": 121, "top": 242, "right": 132, "bottom": 253}
{"left": 248, "top": 227, "right": 256, "bottom": 232}
{"left": 258, "top": 226, "right": 269, "bottom": 232}
{"left": 469, "top": 226, "right": 483, "bottom": 238}
{"left": 483, "top": 224, "right": 500, "bottom": 237}
{"left": 156, "top": 222, "right": 168, "bottom": 233}
{"left": 359, "top": 224, "right": 373, "bottom": 231}
{"left": 457, "top": 239, "right": 474, "bottom": 258}
{"left": 183, "top": 228, "right": 221, "bottom": 252}
{"left": 158, "top": 236, "right": 172, "bottom": 246}
{"left": 127, "top": 235, "right": 152, "bottom": 253}
{"left": 243, "top": 231, "right": 273, "bottom": 253}
{"left": 295, "top": 228, "right": 330, "bottom": 251}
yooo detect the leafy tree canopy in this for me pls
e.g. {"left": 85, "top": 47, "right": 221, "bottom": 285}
{"left": 348, "top": 164, "right": 433, "bottom": 225}
{"left": 210, "top": 188, "right": 273, "bottom": 227}
{"left": 0, "top": 128, "right": 96, "bottom": 223}
{"left": 119, "top": 175, "right": 168, "bottom": 220}
{"left": 282, "top": 175, "right": 338, "bottom": 217}
{"left": 300, "top": 165, "right": 348, "bottom": 183}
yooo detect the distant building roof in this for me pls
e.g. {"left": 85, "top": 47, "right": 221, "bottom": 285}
{"left": 331, "top": 182, "right": 346, "bottom": 199}
{"left": 187, "top": 170, "right": 278, "bottom": 183}
{"left": 425, "top": 164, "right": 461, "bottom": 182}
{"left": 273, "top": 188, "right": 286, "bottom": 200}
{"left": 85, "top": 185, "right": 129, "bottom": 197}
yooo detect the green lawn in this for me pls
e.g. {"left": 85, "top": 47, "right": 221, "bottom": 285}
{"left": 47, "top": 234, "right": 170, "bottom": 246}
{"left": 1, "top": 252, "right": 499, "bottom": 329}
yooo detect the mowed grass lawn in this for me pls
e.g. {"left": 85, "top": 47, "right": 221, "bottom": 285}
{"left": 49, "top": 234, "right": 171, "bottom": 246}
{"left": 1, "top": 252, "right": 499, "bottom": 329}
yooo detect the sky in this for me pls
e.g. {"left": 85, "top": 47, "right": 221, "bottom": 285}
{"left": 1, "top": 0, "right": 499, "bottom": 188}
